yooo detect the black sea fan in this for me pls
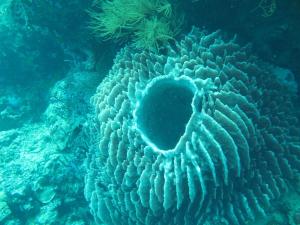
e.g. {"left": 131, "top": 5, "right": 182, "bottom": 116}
{"left": 84, "top": 27, "right": 300, "bottom": 225}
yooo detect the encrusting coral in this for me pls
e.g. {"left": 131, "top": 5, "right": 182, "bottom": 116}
{"left": 88, "top": 0, "right": 183, "bottom": 51}
{"left": 85, "top": 27, "right": 300, "bottom": 225}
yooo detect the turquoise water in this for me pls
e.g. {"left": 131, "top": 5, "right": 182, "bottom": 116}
{"left": 0, "top": 0, "right": 300, "bottom": 224}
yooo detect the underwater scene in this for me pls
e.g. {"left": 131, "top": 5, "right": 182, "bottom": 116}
{"left": 1, "top": 0, "right": 300, "bottom": 224}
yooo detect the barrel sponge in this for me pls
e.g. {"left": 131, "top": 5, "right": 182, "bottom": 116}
{"left": 85, "top": 27, "right": 300, "bottom": 225}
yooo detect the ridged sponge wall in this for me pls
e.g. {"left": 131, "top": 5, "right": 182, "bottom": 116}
{"left": 85, "top": 28, "right": 300, "bottom": 225}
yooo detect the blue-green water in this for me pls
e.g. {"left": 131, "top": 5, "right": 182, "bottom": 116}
{"left": 0, "top": 0, "right": 300, "bottom": 225}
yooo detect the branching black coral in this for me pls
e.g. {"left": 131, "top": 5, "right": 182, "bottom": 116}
{"left": 88, "top": 0, "right": 184, "bottom": 51}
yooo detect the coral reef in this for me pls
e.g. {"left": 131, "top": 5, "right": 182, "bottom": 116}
{"left": 1, "top": 0, "right": 300, "bottom": 224}
{"left": 0, "top": 70, "right": 99, "bottom": 224}
{"left": 0, "top": 85, "right": 48, "bottom": 131}
{"left": 85, "top": 28, "right": 300, "bottom": 225}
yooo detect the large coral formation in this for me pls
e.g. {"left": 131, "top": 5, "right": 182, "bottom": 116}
{"left": 85, "top": 28, "right": 300, "bottom": 225}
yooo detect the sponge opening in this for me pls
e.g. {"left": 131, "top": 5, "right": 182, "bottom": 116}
{"left": 135, "top": 78, "right": 195, "bottom": 151}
